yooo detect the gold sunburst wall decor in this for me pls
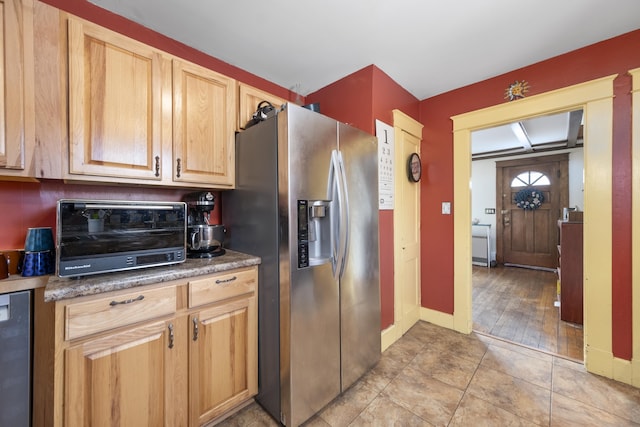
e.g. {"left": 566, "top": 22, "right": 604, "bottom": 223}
{"left": 505, "top": 80, "right": 530, "bottom": 101}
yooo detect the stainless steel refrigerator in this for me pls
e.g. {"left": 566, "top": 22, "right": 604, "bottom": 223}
{"left": 223, "top": 103, "right": 380, "bottom": 427}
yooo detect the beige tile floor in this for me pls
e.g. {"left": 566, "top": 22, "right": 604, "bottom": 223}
{"left": 219, "top": 321, "right": 640, "bottom": 426}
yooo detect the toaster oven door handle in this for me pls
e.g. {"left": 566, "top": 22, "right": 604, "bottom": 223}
{"left": 75, "top": 203, "right": 180, "bottom": 211}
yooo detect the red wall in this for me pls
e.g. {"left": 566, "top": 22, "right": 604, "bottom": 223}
{"left": 307, "top": 66, "right": 419, "bottom": 330}
{"left": 0, "top": 181, "right": 221, "bottom": 250}
{"left": 419, "top": 30, "right": 640, "bottom": 360}
{"left": 370, "top": 67, "right": 420, "bottom": 330}
{"left": 306, "top": 67, "right": 375, "bottom": 133}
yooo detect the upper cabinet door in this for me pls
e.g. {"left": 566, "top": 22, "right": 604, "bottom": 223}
{"left": 238, "top": 83, "right": 286, "bottom": 130}
{"left": 67, "top": 18, "right": 168, "bottom": 181}
{"left": 0, "top": 0, "right": 34, "bottom": 171}
{"left": 173, "top": 59, "right": 236, "bottom": 188}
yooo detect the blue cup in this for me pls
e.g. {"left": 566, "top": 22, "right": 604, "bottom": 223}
{"left": 24, "top": 227, "right": 55, "bottom": 252}
{"left": 21, "top": 250, "right": 54, "bottom": 277}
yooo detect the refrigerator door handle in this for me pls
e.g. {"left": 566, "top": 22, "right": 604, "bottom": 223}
{"left": 336, "top": 150, "right": 349, "bottom": 279}
{"left": 328, "top": 150, "right": 344, "bottom": 279}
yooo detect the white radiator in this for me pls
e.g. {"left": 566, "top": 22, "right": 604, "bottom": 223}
{"left": 472, "top": 224, "right": 491, "bottom": 267}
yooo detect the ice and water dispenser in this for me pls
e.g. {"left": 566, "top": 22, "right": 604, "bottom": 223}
{"left": 297, "top": 200, "right": 331, "bottom": 268}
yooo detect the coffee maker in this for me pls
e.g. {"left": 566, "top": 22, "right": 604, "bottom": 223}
{"left": 183, "top": 191, "right": 226, "bottom": 258}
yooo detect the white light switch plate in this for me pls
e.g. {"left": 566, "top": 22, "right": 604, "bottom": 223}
{"left": 442, "top": 202, "right": 451, "bottom": 215}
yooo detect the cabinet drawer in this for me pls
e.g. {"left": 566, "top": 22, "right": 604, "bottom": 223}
{"left": 189, "top": 267, "right": 257, "bottom": 308}
{"left": 65, "top": 286, "right": 177, "bottom": 340}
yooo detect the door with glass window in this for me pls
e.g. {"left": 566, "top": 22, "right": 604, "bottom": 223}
{"left": 496, "top": 154, "right": 568, "bottom": 268}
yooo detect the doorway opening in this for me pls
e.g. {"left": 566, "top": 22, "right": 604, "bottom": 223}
{"left": 451, "top": 75, "right": 615, "bottom": 376}
{"left": 472, "top": 265, "right": 584, "bottom": 360}
{"left": 470, "top": 121, "right": 584, "bottom": 361}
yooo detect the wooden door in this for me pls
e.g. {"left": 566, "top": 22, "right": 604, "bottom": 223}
{"left": 65, "top": 320, "right": 176, "bottom": 427}
{"left": 67, "top": 18, "right": 168, "bottom": 181}
{"left": 393, "top": 111, "right": 422, "bottom": 335}
{"left": 173, "top": 59, "right": 236, "bottom": 187}
{"left": 189, "top": 295, "right": 257, "bottom": 426}
{"left": 496, "top": 154, "right": 568, "bottom": 268}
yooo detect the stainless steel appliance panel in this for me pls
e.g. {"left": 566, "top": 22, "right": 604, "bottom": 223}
{"left": 0, "top": 290, "right": 32, "bottom": 427}
{"left": 223, "top": 103, "right": 380, "bottom": 427}
{"left": 337, "top": 123, "right": 381, "bottom": 390}
{"left": 222, "top": 117, "right": 281, "bottom": 418}
{"left": 281, "top": 106, "right": 341, "bottom": 426}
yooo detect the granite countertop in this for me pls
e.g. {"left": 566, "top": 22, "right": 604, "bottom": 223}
{"left": 44, "top": 249, "right": 261, "bottom": 302}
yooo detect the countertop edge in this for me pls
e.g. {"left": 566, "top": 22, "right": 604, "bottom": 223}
{"left": 44, "top": 250, "right": 261, "bottom": 302}
{"left": 0, "top": 275, "right": 48, "bottom": 294}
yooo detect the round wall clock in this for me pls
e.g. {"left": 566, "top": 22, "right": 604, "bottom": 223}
{"left": 407, "top": 152, "right": 421, "bottom": 182}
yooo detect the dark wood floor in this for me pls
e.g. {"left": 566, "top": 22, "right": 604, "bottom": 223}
{"left": 472, "top": 265, "right": 584, "bottom": 361}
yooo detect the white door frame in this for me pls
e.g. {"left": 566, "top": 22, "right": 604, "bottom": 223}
{"left": 383, "top": 110, "right": 423, "bottom": 349}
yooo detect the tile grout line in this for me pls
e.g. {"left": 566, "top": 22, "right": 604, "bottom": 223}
{"left": 444, "top": 340, "right": 489, "bottom": 426}
{"left": 463, "top": 342, "right": 551, "bottom": 426}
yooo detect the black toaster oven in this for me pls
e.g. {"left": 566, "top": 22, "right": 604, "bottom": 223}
{"left": 56, "top": 199, "right": 186, "bottom": 277}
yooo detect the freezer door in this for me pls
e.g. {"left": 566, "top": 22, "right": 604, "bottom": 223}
{"left": 281, "top": 104, "right": 341, "bottom": 427}
{"left": 338, "top": 123, "right": 381, "bottom": 391}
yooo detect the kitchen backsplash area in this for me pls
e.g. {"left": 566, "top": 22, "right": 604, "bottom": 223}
{"left": 0, "top": 181, "right": 221, "bottom": 250}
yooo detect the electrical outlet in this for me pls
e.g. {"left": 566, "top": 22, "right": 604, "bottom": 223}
{"left": 485, "top": 208, "right": 496, "bottom": 214}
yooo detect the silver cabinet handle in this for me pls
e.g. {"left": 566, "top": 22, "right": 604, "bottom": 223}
{"left": 109, "top": 295, "right": 144, "bottom": 306}
{"left": 192, "top": 317, "right": 199, "bottom": 341}
{"left": 215, "top": 276, "right": 237, "bottom": 284}
{"left": 168, "top": 323, "right": 174, "bottom": 349}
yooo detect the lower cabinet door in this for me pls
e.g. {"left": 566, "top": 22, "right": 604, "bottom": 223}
{"left": 64, "top": 320, "right": 176, "bottom": 427}
{"left": 189, "top": 294, "right": 257, "bottom": 426}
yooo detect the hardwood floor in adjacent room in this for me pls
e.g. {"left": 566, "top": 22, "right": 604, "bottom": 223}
{"left": 472, "top": 265, "right": 584, "bottom": 361}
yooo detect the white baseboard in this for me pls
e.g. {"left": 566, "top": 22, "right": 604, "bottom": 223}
{"left": 420, "top": 307, "right": 454, "bottom": 329}
{"left": 381, "top": 323, "right": 400, "bottom": 352}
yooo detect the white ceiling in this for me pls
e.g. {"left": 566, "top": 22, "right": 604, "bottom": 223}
{"left": 471, "top": 110, "right": 583, "bottom": 159}
{"left": 88, "top": 0, "right": 640, "bottom": 99}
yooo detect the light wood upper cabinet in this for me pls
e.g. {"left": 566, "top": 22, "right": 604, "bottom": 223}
{"left": 65, "top": 17, "right": 237, "bottom": 188}
{"left": 238, "top": 83, "right": 286, "bottom": 130}
{"left": 0, "top": 0, "right": 36, "bottom": 176}
{"left": 67, "top": 18, "right": 169, "bottom": 181}
{"left": 173, "top": 60, "right": 236, "bottom": 187}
